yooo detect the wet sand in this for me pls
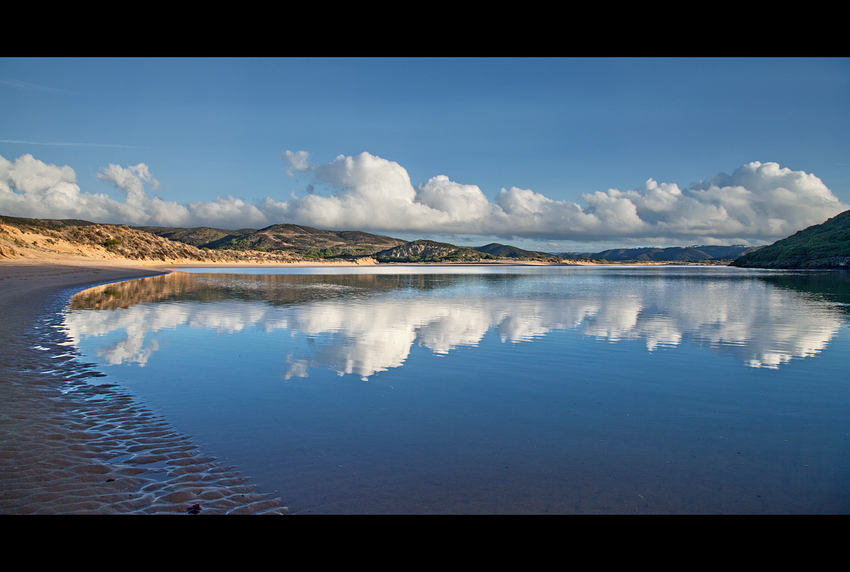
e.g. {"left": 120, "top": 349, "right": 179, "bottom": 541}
{"left": 0, "top": 260, "right": 293, "bottom": 514}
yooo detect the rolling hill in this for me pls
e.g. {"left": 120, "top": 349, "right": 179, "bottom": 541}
{"left": 0, "top": 215, "right": 294, "bottom": 263}
{"left": 731, "top": 209, "right": 850, "bottom": 269}
{"left": 137, "top": 223, "right": 407, "bottom": 259}
{"left": 10, "top": 213, "right": 820, "bottom": 268}
{"left": 471, "top": 243, "right": 562, "bottom": 262}
{"left": 561, "top": 245, "right": 762, "bottom": 263}
{"left": 374, "top": 240, "right": 495, "bottom": 263}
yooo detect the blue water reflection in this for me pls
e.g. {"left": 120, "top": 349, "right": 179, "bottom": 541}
{"left": 65, "top": 266, "right": 850, "bottom": 513}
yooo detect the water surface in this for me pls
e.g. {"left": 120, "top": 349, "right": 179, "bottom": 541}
{"left": 65, "top": 265, "right": 850, "bottom": 513}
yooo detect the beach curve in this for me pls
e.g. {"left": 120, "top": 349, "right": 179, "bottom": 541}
{"left": 0, "top": 259, "right": 289, "bottom": 514}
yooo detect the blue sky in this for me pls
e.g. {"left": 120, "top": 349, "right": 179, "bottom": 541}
{"left": 2, "top": 57, "right": 848, "bottom": 252}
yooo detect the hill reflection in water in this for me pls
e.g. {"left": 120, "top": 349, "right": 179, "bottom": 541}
{"left": 67, "top": 267, "right": 849, "bottom": 375}
{"left": 64, "top": 266, "right": 850, "bottom": 514}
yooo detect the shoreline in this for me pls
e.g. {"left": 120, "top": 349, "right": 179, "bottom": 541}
{"left": 0, "top": 254, "right": 723, "bottom": 514}
{"left": 1, "top": 255, "right": 566, "bottom": 514}
{"left": 0, "top": 259, "right": 291, "bottom": 514}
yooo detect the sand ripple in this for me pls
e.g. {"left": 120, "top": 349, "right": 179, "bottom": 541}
{"left": 0, "top": 264, "right": 286, "bottom": 514}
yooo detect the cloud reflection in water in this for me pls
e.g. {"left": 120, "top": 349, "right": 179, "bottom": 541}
{"left": 65, "top": 268, "right": 848, "bottom": 379}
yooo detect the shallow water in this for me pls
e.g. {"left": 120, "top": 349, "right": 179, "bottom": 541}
{"left": 64, "top": 265, "right": 850, "bottom": 513}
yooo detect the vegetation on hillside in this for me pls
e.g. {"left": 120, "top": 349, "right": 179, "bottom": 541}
{"left": 731, "top": 209, "right": 850, "bottom": 269}
{"left": 374, "top": 240, "right": 497, "bottom": 263}
{"left": 0, "top": 216, "right": 295, "bottom": 263}
{"left": 137, "top": 223, "right": 406, "bottom": 258}
{"left": 472, "top": 243, "right": 563, "bottom": 263}
{"left": 11, "top": 212, "right": 840, "bottom": 268}
{"left": 561, "top": 245, "right": 761, "bottom": 263}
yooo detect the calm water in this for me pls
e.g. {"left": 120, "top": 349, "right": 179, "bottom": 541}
{"left": 64, "top": 265, "right": 850, "bottom": 514}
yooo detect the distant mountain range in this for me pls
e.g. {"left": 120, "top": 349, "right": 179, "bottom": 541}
{"left": 560, "top": 245, "right": 762, "bottom": 263}
{"left": 731, "top": 209, "right": 850, "bottom": 269}
{"left": 140, "top": 226, "right": 569, "bottom": 263}
{"left": 16, "top": 213, "right": 847, "bottom": 268}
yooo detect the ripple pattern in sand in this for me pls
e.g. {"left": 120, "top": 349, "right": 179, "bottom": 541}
{"left": 0, "top": 289, "right": 285, "bottom": 515}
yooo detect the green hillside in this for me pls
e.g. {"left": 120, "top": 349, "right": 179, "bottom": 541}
{"left": 472, "top": 243, "right": 561, "bottom": 262}
{"left": 375, "top": 240, "right": 496, "bottom": 263}
{"left": 137, "top": 223, "right": 406, "bottom": 258}
{"left": 731, "top": 209, "right": 850, "bottom": 269}
{"left": 561, "top": 245, "right": 760, "bottom": 262}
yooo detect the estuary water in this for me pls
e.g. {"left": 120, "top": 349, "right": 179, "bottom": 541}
{"left": 64, "top": 265, "right": 850, "bottom": 514}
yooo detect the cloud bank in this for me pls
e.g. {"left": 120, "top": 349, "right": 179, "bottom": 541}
{"left": 1, "top": 151, "right": 846, "bottom": 245}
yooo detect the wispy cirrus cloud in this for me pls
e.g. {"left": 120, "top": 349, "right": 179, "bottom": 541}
{"left": 0, "top": 77, "right": 75, "bottom": 94}
{"left": 0, "top": 139, "right": 146, "bottom": 149}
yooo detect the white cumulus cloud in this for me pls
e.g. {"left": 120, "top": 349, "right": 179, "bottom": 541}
{"left": 0, "top": 154, "right": 271, "bottom": 229}
{"left": 273, "top": 151, "right": 847, "bottom": 244}
{"left": 1, "top": 151, "right": 846, "bottom": 246}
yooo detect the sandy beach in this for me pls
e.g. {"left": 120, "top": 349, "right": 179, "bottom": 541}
{"left": 0, "top": 257, "right": 303, "bottom": 514}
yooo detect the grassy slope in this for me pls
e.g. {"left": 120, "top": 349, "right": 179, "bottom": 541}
{"left": 731, "top": 209, "right": 850, "bottom": 269}
{"left": 137, "top": 223, "right": 406, "bottom": 258}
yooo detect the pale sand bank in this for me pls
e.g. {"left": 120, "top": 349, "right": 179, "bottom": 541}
{"left": 0, "top": 259, "right": 298, "bottom": 514}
